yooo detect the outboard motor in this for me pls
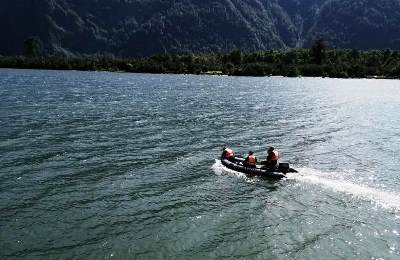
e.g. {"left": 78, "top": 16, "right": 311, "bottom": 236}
{"left": 278, "top": 163, "right": 290, "bottom": 173}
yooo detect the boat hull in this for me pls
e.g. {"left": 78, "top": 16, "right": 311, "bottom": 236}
{"left": 220, "top": 157, "right": 297, "bottom": 180}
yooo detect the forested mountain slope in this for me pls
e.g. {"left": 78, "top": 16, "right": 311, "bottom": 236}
{"left": 1, "top": 0, "right": 400, "bottom": 56}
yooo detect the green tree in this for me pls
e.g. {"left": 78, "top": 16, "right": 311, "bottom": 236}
{"left": 228, "top": 49, "right": 243, "bottom": 65}
{"left": 311, "top": 38, "right": 327, "bottom": 65}
{"left": 24, "top": 36, "right": 43, "bottom": 57}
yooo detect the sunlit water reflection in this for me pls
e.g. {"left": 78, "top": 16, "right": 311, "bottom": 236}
{"left": 0, "top": 69, "right": 399, "bottom": 259}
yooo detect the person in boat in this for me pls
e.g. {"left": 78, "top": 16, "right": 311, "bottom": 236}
{"left": 244, "top": 151, "right": 257, "bottom": 168}
{"left": 221, "top": 146, "right": 235, "bottom": 161}
{"left": 265, "top": 146, "right": 279, "bottom": 168}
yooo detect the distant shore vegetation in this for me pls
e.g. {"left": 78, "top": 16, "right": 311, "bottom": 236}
{"left": 1, "top": 39, "right": 400, "bottom": 79}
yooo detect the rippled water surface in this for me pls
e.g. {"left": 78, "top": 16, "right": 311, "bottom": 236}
{"left": 1, "top": 69, "right": 400, "bottom": 259}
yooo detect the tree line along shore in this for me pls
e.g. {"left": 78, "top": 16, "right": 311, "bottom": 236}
{"left": 1, "top": 40, "right": 400, "bottom": 79}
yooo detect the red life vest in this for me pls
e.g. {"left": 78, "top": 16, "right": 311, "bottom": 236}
{"left": 225, "top": 148, "right": 234, "bottom": 158}
{"left": 270, "top": 150, "right": 279, "bottom": 161}
{"left": 248, "top": 155, "right": 256, "bottom": 166}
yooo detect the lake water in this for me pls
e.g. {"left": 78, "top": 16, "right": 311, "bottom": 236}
{"left": 0, "top": 69, "right": 399, "bottom": 259}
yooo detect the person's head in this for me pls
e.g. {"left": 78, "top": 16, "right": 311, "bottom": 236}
{"left": 268, "top": 146, "right": 274, "bottom": 152}
{"left": 249, "top": 151, "right": 254, "bottom": 155}
{"left": 222, "top": 146, "right": 227, "bottom": 151}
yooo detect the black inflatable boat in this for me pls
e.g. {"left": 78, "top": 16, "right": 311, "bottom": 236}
{"left": 221, "top": 156, "right": 297, "bottom": 180}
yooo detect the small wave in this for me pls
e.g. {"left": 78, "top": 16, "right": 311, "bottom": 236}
{"left": 288, "top": 168, "right": 400, "bottom": 211}
{"left": 211, "top": 160, "right": 254, "bottom": 182}
{"left": 211, "top": 159, "right": 244, "bottom": 177}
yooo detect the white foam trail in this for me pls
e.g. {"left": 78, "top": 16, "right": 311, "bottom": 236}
{"left": 211, "top": 160, "right": 254, "bottom": 182}
{"left": 212, "top": 161, "right": 400, "bottom": 211}
{"left": 288, "top": 168, "right": 400, "bottom": 211}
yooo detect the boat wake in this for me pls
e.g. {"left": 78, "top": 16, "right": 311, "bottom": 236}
{"left": 288, "top": 168, "right": 400, "bottom": 211}
{"left": 212, "top": 160, "right": 400, "bottom": 211}
{"left": 211, "top": 159, "right": 254, "bottom": 183}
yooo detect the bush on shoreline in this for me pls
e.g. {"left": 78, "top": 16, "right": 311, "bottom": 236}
{"left": 1, "top": 46, "right": 400, "bottom": 79}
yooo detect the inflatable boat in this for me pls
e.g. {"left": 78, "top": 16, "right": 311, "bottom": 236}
{"left": 220, "top": 156, "right": 297, "bottom": 180}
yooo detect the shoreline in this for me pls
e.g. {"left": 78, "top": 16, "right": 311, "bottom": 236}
{"left": 0, "top": 66, "right": 397, "bottom": 81}
{"left": 1, "top": 49, "right": 400, "bottom": 80}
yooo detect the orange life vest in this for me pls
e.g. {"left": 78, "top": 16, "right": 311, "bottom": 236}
{"left": 248, "top": 155, "right": 256, "bottom": 166}
{"left": 270, "top": 150, "right": 279, "bottom": 161}
{"left": 225, "top": 148, "right": 234, "bottom": 158}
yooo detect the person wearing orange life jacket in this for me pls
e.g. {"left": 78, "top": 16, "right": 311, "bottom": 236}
{"left": 244, "top": 151, "right": 257, "bottom": 168}
{"left": 266, "top": 146, "right": 279, "bottom": 167}
{"left": 221, "top": 146, "right": 235, "bottom": 161}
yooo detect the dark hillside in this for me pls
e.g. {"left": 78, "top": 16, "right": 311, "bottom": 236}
{"left": 1, "top": 0, "right": 400, "bottom": 56}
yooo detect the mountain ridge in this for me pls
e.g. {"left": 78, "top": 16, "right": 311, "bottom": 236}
{"left": 1, "top": 0, "right": 400, "bottom": 57}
